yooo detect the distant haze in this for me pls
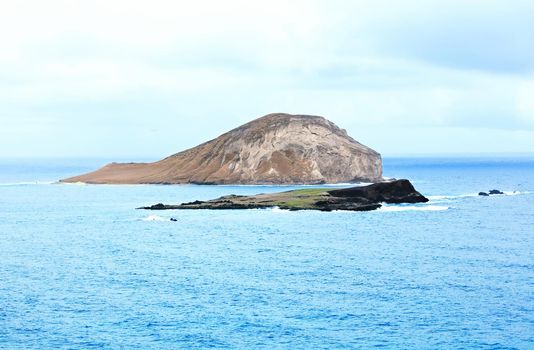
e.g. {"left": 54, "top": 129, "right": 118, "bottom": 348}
{"left": 1, "top": 0, "right": 534, "bottom": 158}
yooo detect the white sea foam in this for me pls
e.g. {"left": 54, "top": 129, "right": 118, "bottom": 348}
{"left": 142, "top": 215, "right": 168, "bottom": 221}
{"left": 427, "top": 193, "right": 478, "bottom": 200}
{"left": 58, "top": 181, "right": 87, "bottom": 186}
{"left": 378, "top": 204, "right": 449, "bottom": 212}
{"left": 502, "top": 190, "right": 526, "bottom": 196}
{"left": 271, "top": 207, "right": 290, "bottom": 212}
{"left": 267, "top": 205, "right": 449, "bottom": 213}
{"left": 428, "top": 190, "right": 528, "bottom": 201}
{"left": 0, "top": 181, "right": 56, "bottom": 186}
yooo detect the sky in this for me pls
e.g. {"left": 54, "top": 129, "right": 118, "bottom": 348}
{"left": 1, "top": 0, "right": 534, "bottom": 158}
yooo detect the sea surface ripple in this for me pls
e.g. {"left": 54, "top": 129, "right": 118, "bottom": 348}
{"left": 0, "top": 157, "right": 533, "bottom": 349}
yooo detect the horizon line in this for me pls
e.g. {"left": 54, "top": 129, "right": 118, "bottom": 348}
{"left": 1, "top": 151, "right": 534, "bottom": 161}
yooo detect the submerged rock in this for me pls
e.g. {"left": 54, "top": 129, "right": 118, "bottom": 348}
{"left": 479, "top": 192, "right": 490, "bottom": 196}
{"left": 137, "top": 179, "right": 428, "bottom": 212}
{"left": 489, "top": 189, "right": 504, "bottom": 195}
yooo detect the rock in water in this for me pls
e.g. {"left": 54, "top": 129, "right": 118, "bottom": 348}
{"left": 479, "top": 189, "right": 504, "bottom": 196}
{"left": 137, "top": 179, "right": 428, "bottom": 212}
{"left": 60, "top": 113, "right": 382, "bottom": 185}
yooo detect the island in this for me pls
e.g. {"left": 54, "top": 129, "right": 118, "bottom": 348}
{"left": 138, "top": 179, "right": 429, "bottom": 212}
{"left": 61, "top": 113, "right": 382, "bottom": 185}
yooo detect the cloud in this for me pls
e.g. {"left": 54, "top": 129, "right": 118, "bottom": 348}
{"left": 324, "top": 0, "right": 534, "bottom": 74}
{"left": 0, "top": 0, "right": 533, "bottom": 157}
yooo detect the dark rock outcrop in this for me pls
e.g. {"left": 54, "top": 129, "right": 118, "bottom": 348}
{"left": 328, "top": 179, "right": 428, "bottom": 204}
{"left": 147, "top": 203, "right": 166, "bottom": 210}
{"left": 479, "top": 189, "right": 504, "bottom": 196}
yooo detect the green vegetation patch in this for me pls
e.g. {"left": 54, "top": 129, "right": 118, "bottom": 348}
{"left": 284, "top": 188, "right": 329, "bottom": 196}
{"left": 272, "top": 195, "right": 326, "bottom": 209}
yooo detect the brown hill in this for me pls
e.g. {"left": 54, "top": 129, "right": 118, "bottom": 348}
{"left": 60, "top": 113, "right": 382, "bottom": 184}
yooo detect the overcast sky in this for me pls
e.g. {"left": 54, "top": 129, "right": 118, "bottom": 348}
{"left": 1, "top": 0, "right": 534, "bottom": 158}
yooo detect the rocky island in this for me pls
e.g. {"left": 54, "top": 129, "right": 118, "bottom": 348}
{"left": 61, "top": 113, "right": 382, "bottom": 185}
{"left": 138, "top": 179, "right": 429, "bottom": 212}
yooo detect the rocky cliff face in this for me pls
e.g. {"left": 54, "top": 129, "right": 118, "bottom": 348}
{"left": 61, "top": 113, "right": 382, "bottom": 184}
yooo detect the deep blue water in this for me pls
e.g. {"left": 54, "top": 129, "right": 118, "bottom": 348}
{"left": 1, "top": 157, "right": 533, "bottom": 349}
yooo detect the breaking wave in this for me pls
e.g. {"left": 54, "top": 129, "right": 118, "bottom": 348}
{"left": 59, "top": 181, "right": 87, "bottom": 186}
{"left": 271, "top": 207, "right": 291, "bottom": 212}
{"left": 502, "top": 190, "right": 526, "bottom": 196}
{"left": 142, "top": 215, "right": 168, "bottom": 221}
{"left": 378, "top": 204, "right": 449, "bottom": 212}
{"left": 0, "top": 181, "right": 56, "bottom": 186}
{"left": 427, "top": 194, "right": 479, "bottom": 200}
{"left": 428, "top": 190, "right": 528, "bottom": 201}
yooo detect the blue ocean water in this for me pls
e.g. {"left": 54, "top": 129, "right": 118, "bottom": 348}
{"left": 0, "top": 157, "right": 533, "bottom": 349}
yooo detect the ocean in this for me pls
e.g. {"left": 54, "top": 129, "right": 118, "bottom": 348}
{"left": 0, "top": 157, "right": 533, "bottom": 349}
